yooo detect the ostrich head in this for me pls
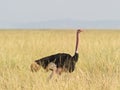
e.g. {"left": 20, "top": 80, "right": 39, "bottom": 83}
{"left": 77, "top": 29, "right": 83, "bottom": 33}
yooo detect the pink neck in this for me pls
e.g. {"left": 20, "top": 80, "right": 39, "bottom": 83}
{"left": 75, "top": 31, "right": 80, "bottom": 53}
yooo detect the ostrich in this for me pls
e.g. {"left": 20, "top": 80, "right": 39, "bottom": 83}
{"left": 31, "top": 29, "right": 83, "bottom": 79}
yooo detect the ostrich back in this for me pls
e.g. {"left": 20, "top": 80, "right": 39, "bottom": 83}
{"left": 35, "top": 53, "right": 76, "bottom": 72}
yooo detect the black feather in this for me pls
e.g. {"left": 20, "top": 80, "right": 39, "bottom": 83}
{"left": 35, "top": 53, "right": 79, "bottom": 73}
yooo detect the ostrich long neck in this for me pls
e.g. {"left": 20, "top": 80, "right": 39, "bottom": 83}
{"left": 75, "top": 31, "right": 80, "bottom": 53}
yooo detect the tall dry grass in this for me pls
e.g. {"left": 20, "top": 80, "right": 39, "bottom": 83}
{"left": 0, "top": 30, "right": 120, "bottom": 90}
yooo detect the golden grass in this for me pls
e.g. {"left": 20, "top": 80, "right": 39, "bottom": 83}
{"left": 0, "top": 29, "right": 120, "bottom": 90}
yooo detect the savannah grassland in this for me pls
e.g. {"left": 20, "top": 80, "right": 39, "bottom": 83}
{"left": 0, "top": 29, "right": 120, "bottom": 90}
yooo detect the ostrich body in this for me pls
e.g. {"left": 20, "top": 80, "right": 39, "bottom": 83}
{"left": 31, "top": 29, "right": 82, "bottom": 79}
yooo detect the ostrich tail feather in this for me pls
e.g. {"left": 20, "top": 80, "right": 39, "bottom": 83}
{"left": 30, "top": 62, "right": 40, "bottom": 72}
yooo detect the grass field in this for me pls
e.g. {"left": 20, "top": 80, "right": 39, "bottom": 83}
{"left": 0, "top": 29, "right": 120, "bottom": 90}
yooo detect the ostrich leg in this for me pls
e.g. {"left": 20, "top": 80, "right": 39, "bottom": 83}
{"left": 47, "top": 62, "right": 57, "bottom": 80}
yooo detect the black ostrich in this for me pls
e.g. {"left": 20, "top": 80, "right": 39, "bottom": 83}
{"left": 31, "top": 29, "right": 83, "bottom": 79}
